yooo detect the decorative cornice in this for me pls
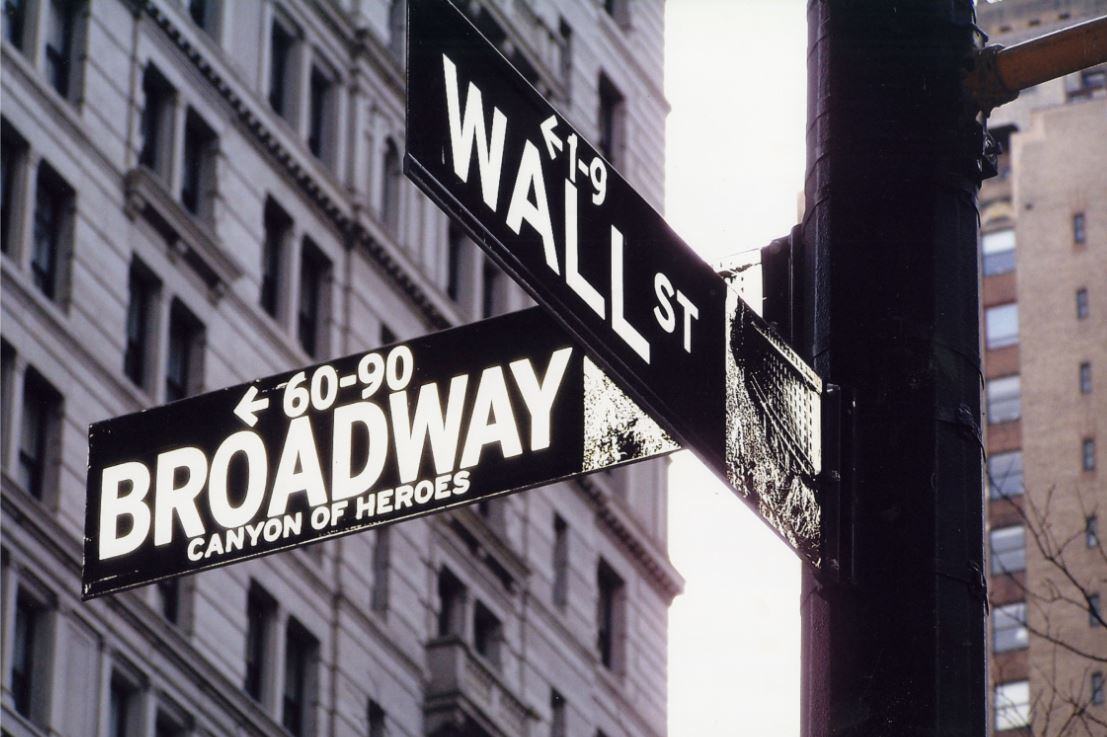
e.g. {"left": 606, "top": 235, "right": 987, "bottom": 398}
{"left": 576, "top": 475, "right": 684, "bottom": 602}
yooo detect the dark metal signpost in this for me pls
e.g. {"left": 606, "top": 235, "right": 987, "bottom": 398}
{"left": 405, "top": 0, "right": 830, "bottom": 570}
{"left": 82, "top": 308, "right": 675, "bottom": 598}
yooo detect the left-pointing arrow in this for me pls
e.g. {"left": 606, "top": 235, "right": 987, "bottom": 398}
{"left": 234, "top": 385, "right": 270, "bottom": 427}
{"left": 540, "top": 114, "right": 562, "bottom": 159}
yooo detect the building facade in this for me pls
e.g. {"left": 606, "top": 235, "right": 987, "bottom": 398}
{"left": 976, "top": 1, "right": 1107, "bottom": 734}
{"left": 0, "top": 2, "right": 680, "bottom": 737}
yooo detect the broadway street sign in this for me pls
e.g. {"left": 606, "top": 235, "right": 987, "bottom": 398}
{"left": 82, "top": 308, "right": 676, "bottom": 598}
{"left": 406, "top": 0, "right": 829, "bottom": 569}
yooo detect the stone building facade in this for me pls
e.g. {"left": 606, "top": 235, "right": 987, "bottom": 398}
{"left": 976, "top": 1, "right": 1106, "bottom": 734}
{"left": 0, "top": 2, "right": 680, "bottom": 736}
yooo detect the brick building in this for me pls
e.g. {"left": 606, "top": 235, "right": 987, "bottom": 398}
{"left": 976, "top": 1, "right": 1107, "bottom": 733}
{"left": 0, "top": 2, "right": 680, "bottom": 737}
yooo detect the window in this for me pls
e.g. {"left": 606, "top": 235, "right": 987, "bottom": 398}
{"left": 1076, "top": 288, "right": 1089, "bottom": 320}
{"left": 11, "top": 589, "right": 48, "bottom": 722}
{"left": 1080, "top": 362, "right": 1093, "bottom": 394}
{"left": 282, "top": 619, "right": 318, "bottom": 737}
{"left": 32, "top": 162, "right": 73, "bottom": 301}
{"left": 1088, "top": 515, "right": 1099, "bottom": 548}
{"left": 597, "top": 74, "right": 625, "bottom": 165}
{"left": 155, "top": 708, "right": 186, "bottom": 737}
{"left": 603, "top": 0, "right": 630, "bottom": 28}
{"left": 166, "top": 300, "right": 203, "bottom": 402}
{"left": 154, "top": 577, "right": 180, "bottom": 624}
{"left": 188, "top": 0, "right": 217, "bottom": 34}
{"left": 436, "top": 568, "right": 465, "bottom": 637}
{"left": 371, "top": 528, "right": 390, "bottom": 611}
{"left": 368, "top": 700, "right": 386, "bottom": 737}
{"left": 481, "top": 260, "right": 502, "bottom": 318}
{"left": 993, "top": 602, "right": 1027, "bottom": 652}
{"left": 558, "top": 19, "right": 572, "bottom": 93}
{"left": 473, "top": 601, "right": 503, "bottom": 668}
{"left": 447, "top": 222, "right": 464, "bottom": 302}
{"left": 1, "top": 122, "right": 25, "bottom": 255}
{"left": 596, "top": 559, "right": 624, "bottom": 670}
{"left": 1093, "top": 672, "right": 1105, "bottom": 706}
{"left": 982, "top": 229, "right": 1016, "bottom": 276}
{"left": 550, "top": 690, "right": 566, "bottom": 737}
{"left": 19, "top": 369, "right": 61, "bottom": 499}
{"left": 1090, "top": 593, "right": 1102, "bottom": 627}
{"left": 1074, "top": 212, "right": 1086, "bottom": 244}
{"left": 297, "top": 240, "right": 330, "bottom": 358}
{"left": 244, "top": 583, "right": 275, "bottom": 701}
{"left": 139, "top": 66, "right": 174, "bottom": 176}
{"left": 3, "top": 0, "right": 27, "bottom": 51}
{"left": 109, "top": 674, "right": 137, "bottom": 737}
{"left": 181, "top": 109, "right": 216, "bottom": 219}
{"left": 379, "top": 323, "right": 395, "bottom": 346}
{"left": 986, "top": 375, "right": 1021, "bottom": 424}
{"left": 990, "top": 526, "right": 1026, "bottom": 575}
{"left": 1084, "top": 437, "right": 1097, "bottom": 471}
{"left": 261, "top": 198, "right": 290, "bottom": 318}
{"left": 994, "top": 681, "right": 1030, "bottom": 731}
{"left": 44, "top": 0, "right": 78, "bottom": 100}
{"left": 124, "top": 261, "right": 158, "bottom": 389}
{"left": 988, "top": 451, "right": 1024, "bottom": 499}
{"left": 269, "top": 17, "right": 295, "bottom": 118}
{"left": 553, "top": 515, "right": 569, "bottom": 608}
{"left": 985, "top": 303, "right": 1018, "bottom": 349}
{"left": 307, "top": 64, "right": 334, "bottom": 161}
{"left": 381, "top": 141, "right": 401, "bottom": 236}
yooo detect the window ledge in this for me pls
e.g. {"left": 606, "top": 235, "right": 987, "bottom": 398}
{"left": 446, "top": 508, "right": 530, "bottom": 593}
{"left": 123, "top": 167, "right": 242, "bottom": 300}
{"left": 425, "top": 637, "right": 536, "bottom": 737}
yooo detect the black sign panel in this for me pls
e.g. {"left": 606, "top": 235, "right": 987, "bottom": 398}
{"left": 82, "top": 308, "right": 676, "bottom": 599}
{"left": 405, "top": 0, "right": 827, "bottom": 568}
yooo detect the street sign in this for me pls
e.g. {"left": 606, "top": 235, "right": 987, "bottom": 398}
{"left": 82, "top": 308, "right": 676, "bottom": 599}
{"left": 405, "top": 0, "right": 829, "bottom": 569}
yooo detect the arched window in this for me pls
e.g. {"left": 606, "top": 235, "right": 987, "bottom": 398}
{"left": 382, "top": 140, "right": 401, "bottom": 237}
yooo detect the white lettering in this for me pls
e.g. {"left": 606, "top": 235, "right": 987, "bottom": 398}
{"left": 510, "top": 347, "right": 572, "bottom": 451}
{"left": 460, "top": 366, "right": 523, "bottom": 468}
{"left": 331, "top": 401, "right": 389, "bottom": 501}
{"left": 208, "top": 431, "right": 268, "bottom": 529}
{"left": 99, "top": 462, "right": 152, "bottom": 560}
{"left": 565, "top": 180, "right": 604, "bottom": 317}
{"left": 442, "top": 54, "right": 507, "bottom": 211}
{"left": 154, "top": 446, "right": 207, "bottom": 546}
{"left": 610, "top": 226, "right": 651, "bottom": 362}
{"left": 390, "top": 375, "right": 469, "bottom": 483}
{"left": 506, "top": 140, "right": 560, "bottom": 274}
{"left": 268, "top": 416, "right": 327, "bottom": 517}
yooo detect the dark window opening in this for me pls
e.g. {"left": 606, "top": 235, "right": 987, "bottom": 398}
{"left": 382, "top": 141, "right": 401, "bottom": 236}
{"left": 481, "top": 260, "right": 501, "bottom": 318}
{"left": 44, "top": 0, "right": 77, "bottom": 99}
{"left": 139, "top": 66, "right": 173, "bottom": 174}
{"left": 473, "top": 601, "right": 502, "bottom": 668}
{"left": 1074, "top": 211, "right": 1086, "bottom": 244}
{"left": 261, "top": 198, "right": 290, "bottom": 318}
{"left": 181, "top": 109, "right": 216, "bottom": 218}
{"left": 1076, "top": 288, "right": 1089, "bottom": 320}
{"left": 553, "top": 515, "right": 569, "bottom": 608}
{"left": 1084, "top": 437, "right": 1097, "bottom": 472}
{"left": 368, "top": 700, "right": 386, "bottom": 737}
{"left": 108, "top": 675, "right": 133, "bottom": 737}
{"left": 1081, "top": 361, "right": 1093, "bottom": 394}
{"left": 155, "top": 577, "right": 180, "bottom": 624}
{"left": 1088, "top": 515, "right": 1100, "bottom": 548}
{"left": 124, "top": 261, "right": 157, "bottom": 388}
{"left": 297, "top": 240, "right": 329, "bottom": 357}
{"left": 436, "top": 568, "right": 465, "bottom": 637}
{"left": 1, "top": 124, "right": 25, "bottom": 255}
{"left": 379, "top": 323, "right": 395, "bottom": 346}
{"left": 11, "top": 591, "right": 43, "bottom": 719}
{"left": 32, "top": 162, "right": 72, "bottom": 301}
{"left": 269, "top": 19, "right": 295, "bottom": 117}
{"left": 282, "top": 619, "right": 317, "bottom": 737}
{"left": 596, "top": 559, "right": 624, "bottom": 669}
{"left": 308, "top": 66, "right": 332, "bottom": 160}
{"left": 18, "top": 369, "right": 60, "bottom": 499}
{"left": 598, "top": 74, "right": 625, "bottom": 165}
{"left": 166, "top": 300, "right": 202, "bottom": 402}
{"left": 3, "top": 0, "right": 27, "bottom": 51}
{"left": 244, "top": 583, "right": 274, "bottom": 701}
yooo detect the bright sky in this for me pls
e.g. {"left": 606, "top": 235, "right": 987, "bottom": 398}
{"left": 664, "top": 3, "right": 808, "bottom": 736}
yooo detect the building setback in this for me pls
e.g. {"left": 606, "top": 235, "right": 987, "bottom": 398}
{"left": 976, "top": 1, "right": 1107, "bottom": 734}
{"left": 0, "top": 2, "right": 681, "bottom": 737}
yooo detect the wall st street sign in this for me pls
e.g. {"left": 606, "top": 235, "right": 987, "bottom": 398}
{"left": 82, "top": 308, "right": 676, "bottom": 598}
{"left": 405, "top": 0, "right": 830, "bottom": 569}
